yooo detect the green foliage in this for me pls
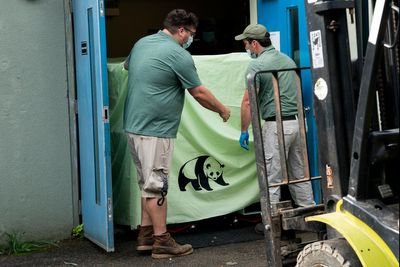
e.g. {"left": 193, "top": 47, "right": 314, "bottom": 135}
{"left": 0, "top": 232, "right": 58, "bottom": 255}
{"left": 71, "top": 224, "right": 84, "bottom": 239}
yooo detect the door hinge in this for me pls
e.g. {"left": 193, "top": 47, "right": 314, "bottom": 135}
{"left": 99, "top": 0, "right": 104, "bottom": 16}
{"left": 102, "top": 106, "right": 109, "bottom": 122}
{"left": 107, "top": 197, "right": 113, "bottom": 221}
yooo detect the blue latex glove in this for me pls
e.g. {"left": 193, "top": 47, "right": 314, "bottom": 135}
{"left": 239, "top": 131, "right": 249, "bottom": 150}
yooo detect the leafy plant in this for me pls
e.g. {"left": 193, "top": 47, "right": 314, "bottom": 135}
{"left": 71, "top": 224, "right": 84, "bottom": 239}
{"left": 0, "top": 232, "right": 58, "bottom": 255}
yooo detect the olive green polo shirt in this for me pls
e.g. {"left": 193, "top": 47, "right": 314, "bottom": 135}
{"left": 245, "top": 45, "right": 298, "bottom": 119}
{"left": 123, "top": 31, "right": 202, "bottom": 138}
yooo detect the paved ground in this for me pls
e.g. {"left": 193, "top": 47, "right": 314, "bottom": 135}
{"left": 0, "top": 232, "right": 269, "bottom": 267}
{"left": 0, "top": 213, "right": 305, "bottom": 267}
{"left": 0, "top": 214, "right": 281, "bottom": 267}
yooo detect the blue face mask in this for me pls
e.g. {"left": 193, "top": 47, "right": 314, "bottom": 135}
{"left": 183, "top": 35, "right": 193, "bottom": 49}
{"left": 246, "top": 49, "right": 257, "bottom": 59}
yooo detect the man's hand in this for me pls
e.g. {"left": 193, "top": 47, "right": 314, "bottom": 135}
{"left": 239, "top": 131, "right": 249, "bottom": 150}
{"left": 220, "top": 106, "right": 231, "bottom": 122}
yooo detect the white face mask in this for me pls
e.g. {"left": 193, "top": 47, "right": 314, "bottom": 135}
{"left": 246, "top": 49, "right": 257, "bottom": 59}
{"left": 183, "top": 35, "right": 193, "bottom": 49}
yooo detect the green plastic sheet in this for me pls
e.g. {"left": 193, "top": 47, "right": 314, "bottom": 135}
{"left": 108, "top": 53, "right": 260, "bottom": 228}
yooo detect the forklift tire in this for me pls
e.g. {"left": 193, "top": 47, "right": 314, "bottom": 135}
{"left": 296, "top": 238, "right": 361, "bottom": 267}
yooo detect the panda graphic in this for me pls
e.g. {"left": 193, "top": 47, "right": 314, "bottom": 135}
{"left": 178, "top": 155, "right": 229, "bottom": 191}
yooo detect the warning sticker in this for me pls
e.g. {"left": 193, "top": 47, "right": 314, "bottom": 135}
{"left": 310, "top": 30, "right": 324, "bottom": 69}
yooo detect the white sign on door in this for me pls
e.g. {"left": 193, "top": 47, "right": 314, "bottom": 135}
{"left": 270, "top": 31, "right": 280, "bottom": 51}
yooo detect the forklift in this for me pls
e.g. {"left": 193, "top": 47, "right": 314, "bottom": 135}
{"left": 247, "top": 0, "right": 399, "bottom": 266}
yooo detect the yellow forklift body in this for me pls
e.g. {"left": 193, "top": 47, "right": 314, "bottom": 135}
{"left": 306, "top": 200, "right": 399, "bottom": 267}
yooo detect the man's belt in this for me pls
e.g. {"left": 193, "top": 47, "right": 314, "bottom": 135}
{"left": 265, "top": 115, "right": 297, "bottom": 121}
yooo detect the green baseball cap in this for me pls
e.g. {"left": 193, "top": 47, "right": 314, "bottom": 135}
{"left": 235, "top": 24, "right": 268, "bottom": 40}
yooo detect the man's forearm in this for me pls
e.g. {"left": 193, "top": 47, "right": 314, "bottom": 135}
{"left": 241, "top": 91, "right": 251, "bottom": 131}
{"left": 241, "top": 106, "right": 251, "bottom": 131}
{"left": 190, "top": 86, "right": 227, "bottom": 115}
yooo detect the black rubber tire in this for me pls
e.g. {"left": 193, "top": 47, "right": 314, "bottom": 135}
{"left": 296, "top": 238, "right": 362, "bottom": 267}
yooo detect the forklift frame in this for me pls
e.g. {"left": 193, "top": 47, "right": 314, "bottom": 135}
{"left": 302, "top": 0, "right": 399, "bottom": 266}
{"left": 246, "top": 67, "right": 323, "bottom": 266}
{"left": 247, "top": 0, "right": 399, "bottom": 265}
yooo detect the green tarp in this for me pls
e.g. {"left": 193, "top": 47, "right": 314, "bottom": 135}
{"left": 108, "top": 53, "right": 260, "bottom": 228}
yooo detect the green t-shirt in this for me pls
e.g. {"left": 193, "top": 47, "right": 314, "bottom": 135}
{"left": 245, "top": 46, "right": 298, "bottom": 119}
{"left": 123, "top": 31, "right": 202, "bottom": 138}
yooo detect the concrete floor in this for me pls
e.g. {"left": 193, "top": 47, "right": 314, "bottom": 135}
{"left": 0, "top": 235, "right": 270, "bottom": 267}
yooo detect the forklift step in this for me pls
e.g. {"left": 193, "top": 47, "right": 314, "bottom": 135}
{"left": 280, "top": 204, "right": 325, "bottom": 218}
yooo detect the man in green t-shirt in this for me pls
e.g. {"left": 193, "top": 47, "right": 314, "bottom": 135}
{"left": 235, "top": 24, "right": 315, "bottom": 232}
{"left": 123, "top": 9, "right": 230, "bottom": 259}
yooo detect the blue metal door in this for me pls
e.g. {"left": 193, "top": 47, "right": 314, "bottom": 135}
{"left": 73, "top": 0, "right": 114, "bottom": 251}
{"left": 257, "top": 0, "right": 321, "bottom": 203}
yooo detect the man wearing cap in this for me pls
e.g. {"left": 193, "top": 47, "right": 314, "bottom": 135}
{"left": 235, "top": 24, "right": 315, "bottom": 224}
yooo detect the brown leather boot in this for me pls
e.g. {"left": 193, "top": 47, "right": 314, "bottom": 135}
{"left": 136, "top": 225, "right": 154, "bottom": 252}
{"left": 151, "top": 232, "right": 193, "bottom": 259}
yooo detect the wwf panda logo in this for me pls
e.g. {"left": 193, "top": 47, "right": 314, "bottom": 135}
{"left": 178, "top": 155, "right": 229, "bottom": 191}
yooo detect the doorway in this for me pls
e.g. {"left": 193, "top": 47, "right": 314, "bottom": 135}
{"left": 104, "top": 0, "right": 251, "bottom": 58}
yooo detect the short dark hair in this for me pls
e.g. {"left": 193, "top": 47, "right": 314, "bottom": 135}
{"left": 246, "top": 31, "right": 271, "bottom": 47}
{"left": 163, "top": 9, "right": 198, "bottom": 34}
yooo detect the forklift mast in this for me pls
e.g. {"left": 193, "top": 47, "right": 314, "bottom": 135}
{"left": 304, "top": 0, "right": 358, "bottom": 208}
{"left": 305, "top": 0, "right": 399, "bottom": 200}
{"left": 304, "top": 0, "right": 399, "bottom": 264}
{"left": 305, "top": 0, "right": 399, "bottom": 216}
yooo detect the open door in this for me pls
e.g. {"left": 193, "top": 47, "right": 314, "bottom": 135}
{"left": 257, "top": 0, "right": 321, "bottom": 203}
{"left": 73, "top": 0, "right": 114, "bottom": 252}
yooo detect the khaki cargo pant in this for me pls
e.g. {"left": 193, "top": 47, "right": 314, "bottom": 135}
{"left": 126, "top": 133, "right": 174, "bottom": 198}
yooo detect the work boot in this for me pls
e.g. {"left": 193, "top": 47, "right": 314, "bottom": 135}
{"left": 151, "top": 232, "right": 193, "bottom": 259}
{"left": 136, "top": 225, "right": 154, "bottom": 252}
